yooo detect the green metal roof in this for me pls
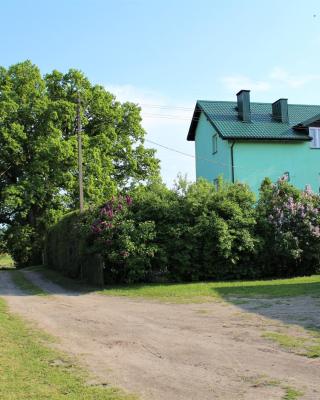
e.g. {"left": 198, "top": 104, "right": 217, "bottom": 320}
{"left": 187, "top": 100, "right": 320, "bottom": 141}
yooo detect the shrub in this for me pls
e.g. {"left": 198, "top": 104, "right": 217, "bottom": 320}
{"left": 45, "top": 211, "right": 87, "bottom": 278}
{"left": 5, "top": 224, "right": 43, "bottom": 267}
{"left": 256, "top": 178, "right": 320, "bottom": 277}
{"left": 131, "top": 178, "right": 258, "bottom": 281}
{"left": 0, "top": 227, "right": 7, "bottom": 254}
{"left": 46, "top": 177, "right": 320, "bottom": 285}
{"left": 86, "top": 195, "right": 157, "bottom": 283}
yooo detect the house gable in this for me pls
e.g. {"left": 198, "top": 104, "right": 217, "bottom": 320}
{"left": 194, "top": 112, "right": 232, "bottom": 183}
{"left": 187, "top": 91, "right": 320, "bottom": 194}
{"left": 187, "top": 101, "right": 320, "bottom": 142}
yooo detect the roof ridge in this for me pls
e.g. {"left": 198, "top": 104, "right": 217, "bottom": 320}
{"left": 197, "top": 100, "right": 320, "bottom": 107}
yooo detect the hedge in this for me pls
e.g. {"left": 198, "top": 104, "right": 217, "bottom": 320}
{"left": 45, "top": 179, "right": 320, "bottom": 285}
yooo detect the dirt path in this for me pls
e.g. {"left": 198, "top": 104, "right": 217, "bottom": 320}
{"left": 0, "top": 270, "right": 319, "bottom": 400}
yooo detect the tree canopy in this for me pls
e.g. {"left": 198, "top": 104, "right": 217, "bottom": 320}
{"left": 0, "top": 61, "right": 159, "bottom": 265}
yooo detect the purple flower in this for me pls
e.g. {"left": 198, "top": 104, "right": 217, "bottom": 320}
{"left": 100, "top": 207, "right": 107, "bottom": 216}
{"left": 91, "top": 224, "right": 102, "bottom": 234}
{"left": 125, "top": 195, "right": 133, "bottom": 206}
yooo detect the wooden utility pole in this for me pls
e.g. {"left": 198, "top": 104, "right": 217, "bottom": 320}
{"left": 77, "top": 94, "right": 84, "bottom": 212}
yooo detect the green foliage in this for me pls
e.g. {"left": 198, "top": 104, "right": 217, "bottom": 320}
{"left": 0, "top": 253, "right": 14, "bottom": 269}
{"left": 0, "top": 227, "right": 6, "bottom": 254}
{"left": 47, "top": 179, "right": 258, "bottom": 284}
{"left": 45, "top": 211, "right": 87, "bottom": 278}
{"left": 131, "top": 178, "right": 258, "bottom": 281}
{"left": 87, "top": 195, "right": 157, "bottom": 283}
{"left": 256, "top": 179, "right": 320, "bottom": 277}
{"left": 47, "top": 177, "right": 320, "bottom": 284}
{"left": 0, "top": 61, "right": 159, "bottom": 266}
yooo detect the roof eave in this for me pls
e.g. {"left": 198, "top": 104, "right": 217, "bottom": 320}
{"left": 186, "top": 104, "right": 201, "bottom": 141}
{"left": 225, "top": 136, "right": 311, "bottom": 141}
{"left": 187, "top": 102, "right": 225, "bottom": 141}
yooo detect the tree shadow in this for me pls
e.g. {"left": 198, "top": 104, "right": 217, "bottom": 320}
{"left": 0, "top": 268, "right": 99, "bottom": 298}
{"left": 1, "top": 267, "right": 319, "bottom": 333}
{"left": 214, "top": 280, "right": 320, "bottom": 332}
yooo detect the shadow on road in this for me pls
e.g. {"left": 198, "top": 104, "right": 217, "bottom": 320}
{"left": 1, "top": 268, "right": 319, "bottom": 333}
{"left": 214, "top": 281, "right": 320, "bottom": 332}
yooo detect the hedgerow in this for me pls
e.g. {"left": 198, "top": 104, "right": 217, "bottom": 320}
{"left": 45, "top": 178, "right": 320, "bottom": 284}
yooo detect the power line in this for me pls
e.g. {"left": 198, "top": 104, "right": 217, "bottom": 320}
{"left": 142, "top": 113, "right": 193, "bottom": 121}
{"left": 144, "top": 138, "right": 287, "bottom": 178}
{"left": 140, "top": 103, "right": 194, "bottom": 111}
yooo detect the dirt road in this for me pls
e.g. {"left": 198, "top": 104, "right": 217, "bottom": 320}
{"left": 0, "top": 270, "right": 319, "bottom": 400}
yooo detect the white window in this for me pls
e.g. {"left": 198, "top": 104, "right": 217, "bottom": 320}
{"left": 309, "top": 127, "right": 320, "bottom": 149}
{"left": 212, "top": 134, "right": 218, "bottom": 154}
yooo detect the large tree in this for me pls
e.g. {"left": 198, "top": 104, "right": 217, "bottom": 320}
{"left": 0, "top": 61, "right": 159, "bottom": 266}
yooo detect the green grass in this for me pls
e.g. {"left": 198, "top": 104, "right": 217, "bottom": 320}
{"left": 23, "top": 267, "right": 320, "bottom": 303}
{"left": 0, "top": 253, "right": 14, "bottom": 269}
{"left": 283, "top": 387, "right": 304, "bottom": 400}
{"left": 11, "top": 271, "right": 47, "bottom": 296}
{"left": 0, "top": 297, "right": 137, "bottom": 399}
{"left": 242, "top": 375, "right": 303, "bottom": 399}
{"left": 99, "top": 275, "right": 320, "bottom": 303}
{"left": 263, "top": 331, "right": 320, "bottom": 358}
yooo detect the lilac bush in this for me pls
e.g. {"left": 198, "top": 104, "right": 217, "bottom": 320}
{"left": 88, "top": 194, "right": 157, "bottom": 283}
{"left": 257, "top": 178, "right": 320, "bottom": 276}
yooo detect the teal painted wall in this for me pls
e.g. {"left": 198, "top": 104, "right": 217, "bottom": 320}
{"left": 195, "top": 113, "right": 231, "bottom": 183}
{"left": 194, "top": 112, "right": 320, "bottom": 194}
{"left": 234, "top": 141, "right": 320, "bottom": 194}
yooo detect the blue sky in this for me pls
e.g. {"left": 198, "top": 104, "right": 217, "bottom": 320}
{"left": 2, "top": 0, "right": 320, "bottom": 185}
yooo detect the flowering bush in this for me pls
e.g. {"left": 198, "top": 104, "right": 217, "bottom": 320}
{"left": 256, "top": 178, "right": 320, "bottom": 277}
{"left": 131, "top": 179, "right": 258, "bottom": 281}
{"left": 46, "top": 178, "right": 320, "bottom": 285}
{"left": 88, "top": 194, "right": 157, "bottom": 283}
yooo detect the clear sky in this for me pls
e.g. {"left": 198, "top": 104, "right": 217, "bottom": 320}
{"left": 1, "top": 0, "right": 320, "bottom": 185}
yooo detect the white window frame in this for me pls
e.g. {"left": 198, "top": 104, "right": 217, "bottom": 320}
{"left": 309, "top": 127, "right": 320, "bottom": 149}
{"left": 212, "top": 134, "right": 218, "bottom": 154}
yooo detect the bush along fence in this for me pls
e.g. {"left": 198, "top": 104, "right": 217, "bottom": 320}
{"left": 45, "top": 178, "right": 320, "bottom": 285}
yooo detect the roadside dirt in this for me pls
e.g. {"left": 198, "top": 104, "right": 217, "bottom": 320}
{"left": 0, "top": 270, "right": 319, "bottom": 400}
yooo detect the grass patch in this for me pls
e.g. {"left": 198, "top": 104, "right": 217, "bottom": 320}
{"left": 0, "top": 297, "right": 136, "bottom": 399}
{"left": 263, "top": 331, "right": 320, "bottom": 358}
{"left": 241, "top": 375, "right": 303, "bottom": 399}
{"left": 11, "top": 271, "right": 48, "bottom": 296}
{"left": 0, "top": 253, "right": 14, "bottom": 269}
{"left": 99, "top": 275, "right": 320, "bottom": 303}
{"left": 283, "top": 386, "right": 304, "bottom": 399}
{"left": 24, "top": 268, "right": 320, "bottom": 303}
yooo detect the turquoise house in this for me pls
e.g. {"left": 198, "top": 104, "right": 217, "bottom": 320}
{"left": 187, "top": 90, "right": 320, "bottom": 194}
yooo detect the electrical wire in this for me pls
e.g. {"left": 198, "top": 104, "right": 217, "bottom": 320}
{"left": 144, "top": 138, "right": 289, "bottom": 179}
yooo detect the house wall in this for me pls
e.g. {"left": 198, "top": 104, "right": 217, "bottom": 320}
{"left": 233, "top": 141, "right": 320, "bottom": 194}
{"left": 195, "top": 112, "right": 231, "bottom": 183}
